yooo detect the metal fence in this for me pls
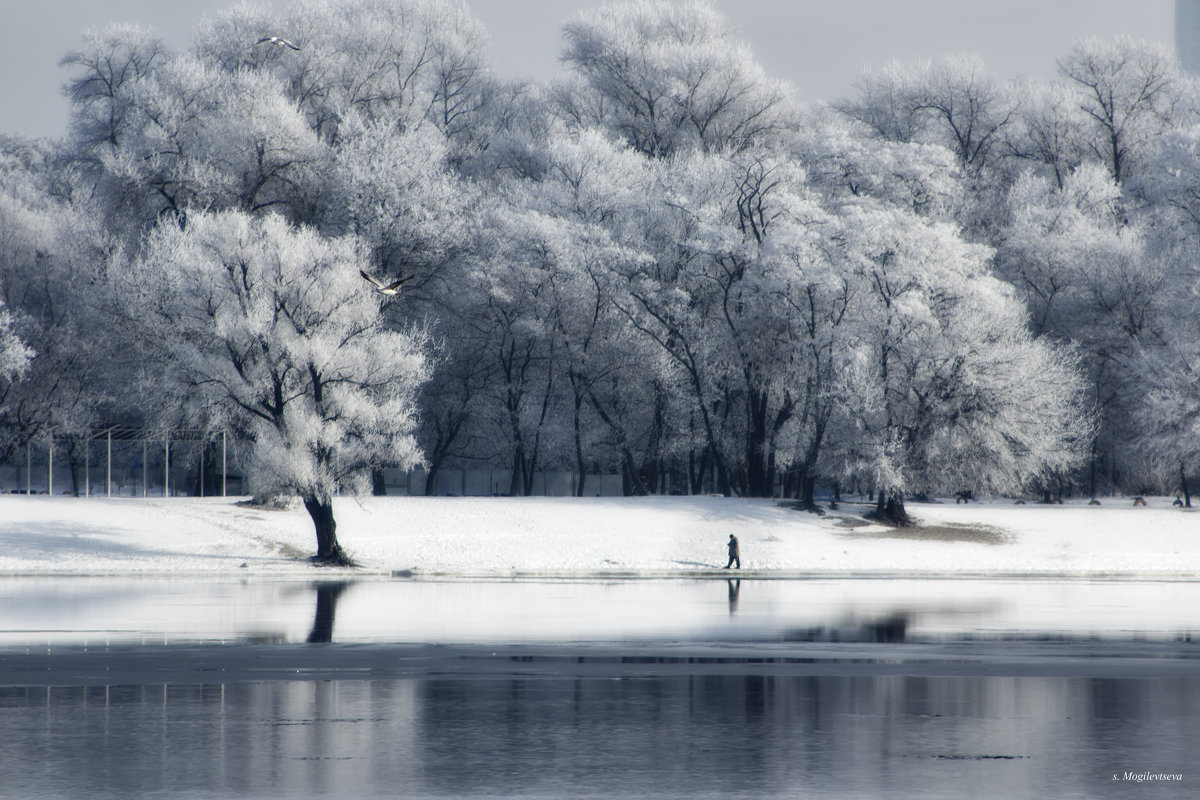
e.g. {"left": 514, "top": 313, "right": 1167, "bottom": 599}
{"left": 389, "top": 468, "right": 626, "bottom": 497}
{"left": 1, "top": 430, "right": 626, "bottom": 498}
{"left": 1, "top": 428, "right": 243, "bottom": 497}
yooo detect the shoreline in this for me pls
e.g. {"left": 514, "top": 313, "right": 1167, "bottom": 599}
{"left": 3, "top": 568, "right": 1200, "bottom": 581}
{"left": 2, "top": 494, "right": 1198, "bottom": 579}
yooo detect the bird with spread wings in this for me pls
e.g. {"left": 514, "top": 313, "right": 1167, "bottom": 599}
{"left": 255, "top": 36, "right": 301, "bottom": 51}
{"left": 360, "top": 270, "right": 414, "bottom": 297}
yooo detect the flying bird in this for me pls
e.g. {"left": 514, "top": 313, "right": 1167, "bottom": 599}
{"left": 360, "top": 270, "right": 414, "bottom": 296}
{"left": 255, "top": 36, "right": 301, "bottom": 51}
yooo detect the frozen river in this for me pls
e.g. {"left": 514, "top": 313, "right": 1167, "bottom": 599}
{"left": 1, "top": 576, "right": 1197, "bottom": 798}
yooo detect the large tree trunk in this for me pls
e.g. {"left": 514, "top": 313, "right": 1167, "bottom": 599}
{"left": 745, "top": 389, "right": 770, "bottom": 497}
{"left": 870, "top": 490, "right": 912, "bottom": 527}
{"left": 423, "top": 411, "right": 466, "bottom": 496}
{"left": 573, "top": 391, "right": 588, "bottom": 497}
{"left": 800, "top": 473, "right": 817, "bottom": 509}
{"left": 743, "top": 386, "right": 793, "bottom": 498}
{"left": 689, "top": 446, "right": 710, "bottom": 495}
{"left": 621, "top": 447, "right": 651, "bottom": 496}
{"left": 302, "top": 493, "right": 354, "bottom": 565}
{"left": 509, "top": 447, "right": 525, "bottom": 496}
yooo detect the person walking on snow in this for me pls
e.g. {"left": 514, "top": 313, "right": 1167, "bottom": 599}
{"left": 725, "top": 534, "right": 741, "bottom": 569}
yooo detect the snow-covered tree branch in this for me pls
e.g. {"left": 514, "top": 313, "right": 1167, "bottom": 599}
{"left": 116, "top": 211, "right": 427, "bottom": 562}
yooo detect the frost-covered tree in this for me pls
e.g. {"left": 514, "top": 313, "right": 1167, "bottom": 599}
{"left": 608, "top": 151, "right": 745, "bottom": 494}
{"left": 1146, "top": 121, "right": 1200, "bottom": 233}
{"left": 838, "top": 60, "right": 923, "bottom": 145}
{"left": 329, "top": 120, "right": 469, "bottom": 281}
{"left": 326, "top": 119, "right": 486, "bottom": 493}
{"left": 995, "top": 164, "right": 1122, "bottom": 338}
{"left": 557, "top": 0, "right": 792, "bottom": 157}
{"left": 0, "top": 301, "right": 31, "bottom": 398}
{"left": 1057, "top": 37, "right": 1184, "bottom": 187}
{"left": 61, "top": 1, "right": 501, "bottom": 238}
{"left": 998, "top": 164, "right": 1166, "bottom": 495}
{"left": 795, "top": 106, "right": 964, "bottom": 223}
{"left": 535, "top": 131, "right": 670, "bottom": 495}
{"left": 605, "top": 146, "right": 846, "bottom": 498}
{"left": 1133, "top": 317, "right": 1200, "bottom": 504}
{"left": 1125, "top": 125, "right": 1200, "bottom": 500}
{"left": 0, "top": 296, "right": 33, "bottom": 477}
{"left": 117, "top": 211, "right": 427, "bottom": 563}
{"left": 841, "top": 55, "right": 1016, "bottom": 176}
{"left": 462, "top": 201, "right": 573, "bottom": 496}
{"left": 982, "top": 40, "right": 1188, "bottom": 492}
{"left": 836, "top": 55, "right": 1018, "bottom": 238}
{"left": 194, "top": 0, "right": 498, "bottom": 153}
{"left": 1005, "top": 80, "right": 1089, "bottom": 190}
{"left": 691, "top": 151, "right": 834, "bottom": 498}
{"left": 1132, "top": 282, "right": 1200, "bottom": 504}
{"left": 60, "top": 25, "right": 168, "bottom": 152}
{"left": 62, "top": 42, "right": 329, "bottom": 233}
{"left": 833, "top": 205, "right": 1091, "bottom": 521}
{"left": 16, "top": 3, "right": 1148, "bottom": 510}
{"left": 0, "top": 137, "right": 115, "bottom": 468}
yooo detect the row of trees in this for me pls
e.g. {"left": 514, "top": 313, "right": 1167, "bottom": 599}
{"left": 3, "top": 0, "right": 1199, "bottom": 555}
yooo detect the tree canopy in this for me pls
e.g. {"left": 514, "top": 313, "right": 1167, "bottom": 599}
{"left": 5, "top": 0, "right": 1198, "bottom": 553}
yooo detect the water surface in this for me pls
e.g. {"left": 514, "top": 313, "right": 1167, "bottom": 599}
{"left": 1, "top": 576, "right": 1196, "bottom": 799}
{"left": 3, "top": 575, "right": 1198, "bottom": 647}
{"left": 2, "top": 672, "right": 1194, "bottom": 799}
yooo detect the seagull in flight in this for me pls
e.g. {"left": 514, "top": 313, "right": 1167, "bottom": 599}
{"left": 360, "top": 270, "right": 414, "bottom": 296}
{"left": 255, "top": 36, "right": 301, "bottom": 51}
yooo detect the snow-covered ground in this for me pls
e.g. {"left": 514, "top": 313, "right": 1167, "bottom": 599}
{"left": 0, "top": 493, "right": 1196, "bottom": 578}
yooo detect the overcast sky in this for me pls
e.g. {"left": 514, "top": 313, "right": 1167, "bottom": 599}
{"left": 0, "top": 0, "right": 1176, "bottom": 140}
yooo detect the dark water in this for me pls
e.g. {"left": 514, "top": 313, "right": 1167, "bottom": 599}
{"left": 1, "top": 577, "right": 1197, "bottom": 799}
{"left": 1, "top": 673, "right": 1195, "bottom": 799}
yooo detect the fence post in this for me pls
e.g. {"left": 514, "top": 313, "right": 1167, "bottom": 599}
{"left": 48, "top": 435, "right": 53, "bottom": 496}
{"left": 84, "top": 433, "right": 90, "bottom": 498}
{"left": 106, "top": 429, "right": 112, "bottom": 498}
{"left": 222, "top": 431, "right": 227, "bottom": 497}
{"left": 164, "top": 436, "right": 169, "bottom": 497}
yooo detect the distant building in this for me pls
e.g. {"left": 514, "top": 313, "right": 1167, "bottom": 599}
{"left": 1177, "top": 0, "right": 1200, "bottom": 73}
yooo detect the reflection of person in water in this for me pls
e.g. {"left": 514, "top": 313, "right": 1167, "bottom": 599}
{"left": 725, "top": 534, "right": 740, "bottom": 569}
{"left": 727, "top": 579, "right": 741, "bottom": 615}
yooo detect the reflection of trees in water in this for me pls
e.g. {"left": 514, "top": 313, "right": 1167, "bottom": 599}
{"left": 782, "top": 611, "right": 909, "bottom": 643}
{"left": 415, "top": 672, "right": 1123, "bottom": 793}
{"left": 306, "top": 582, "right": 351, "bottom": 643}
{"left": 3, "top": 674, "right": 1198, "bottom": 797}
{"left": 1084, "top": 676, "right": 1157, "bottom": 773}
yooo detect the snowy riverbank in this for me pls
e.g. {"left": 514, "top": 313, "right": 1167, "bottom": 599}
{"left": 1, "top": 493, "right": 1197, "bottom": 578}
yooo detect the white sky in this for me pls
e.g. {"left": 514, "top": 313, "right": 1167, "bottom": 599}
{"left": 0, "top": 0, "right": 1177, "bottom": 140}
